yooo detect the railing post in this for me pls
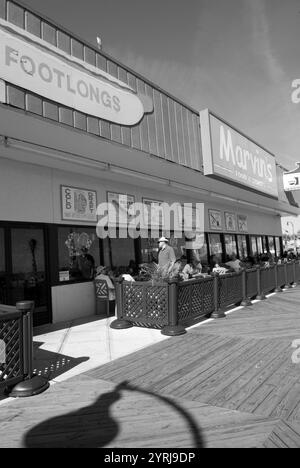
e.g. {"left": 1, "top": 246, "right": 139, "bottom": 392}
{"left": 241, "top": 268, "right": 252, "bottom": 306}
{"left": 212, "top": 273, "right": 225, "bottom": 319}
{"left": 162, "top": 279, "right": 186, "bottom": 336}
{"left": 284, "top": 262, "right": 292, "bottom": 289}
{"left": 274, "top": 263, "right": 283, "bottom": 293}
{"left": 8, "top": 301, "right": 49, "bottom": 398}
{"left": 110, "top": 278, "right": 133, "bottom": 329}
{"left": 292, "top": 260, "right": 297, "bottom": 287}
{"left": 256, "top": 265, "right": 266, "bottom": 300}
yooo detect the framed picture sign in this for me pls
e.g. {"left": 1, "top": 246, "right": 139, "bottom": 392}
{"left": 61, "top": 186, "right": 97, "bottom": 222}
{"left": 208, "top": 209, "right": 222, "bottom": 230}
{"left": 107, "top": 192, "right": 135, "bottom": 226}
{"left": 224, "top": 212, "right": 236, "bottom": 231}
{"left": 142, "top": 198, "right": 164, "bottom": 227}
{"left": 237, "top": 214, "right": 248, "bottom": 232}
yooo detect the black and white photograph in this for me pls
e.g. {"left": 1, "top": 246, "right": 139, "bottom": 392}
{"left": 1, "top": 0, "right": 300, "bottom": 451}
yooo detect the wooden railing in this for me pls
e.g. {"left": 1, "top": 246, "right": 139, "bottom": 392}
{"left": 111, "top": 261, "right": 300, "bottom": 336}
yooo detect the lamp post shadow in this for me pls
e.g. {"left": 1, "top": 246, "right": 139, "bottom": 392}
{"left": 24, "top": 380, "right": 205, "bottom": 448}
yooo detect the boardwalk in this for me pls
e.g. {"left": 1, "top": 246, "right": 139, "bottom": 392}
{"left": 0, "top": 287, "right": 300, "bottom": 448}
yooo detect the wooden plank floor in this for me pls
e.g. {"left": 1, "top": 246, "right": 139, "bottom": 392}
{"left": 1, "top": 287, "right": 300, "bottom": 447}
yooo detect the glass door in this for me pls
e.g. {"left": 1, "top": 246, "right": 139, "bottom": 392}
{"left": 5, "top": 225, "right": 50, "bottom": 326}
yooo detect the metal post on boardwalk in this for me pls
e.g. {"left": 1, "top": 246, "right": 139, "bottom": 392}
{"left": 256, "top": 265, "right": 266, "bottom": 300}
{"left": 8, "top": 301, "right": 49, "bottom": 398}
{"left": 274, "top": 263, "right": 283, "bottom": 293}
{"left": 212, "top": 273, "right": 225, "bottom": 318}
{"left": 110, "top": 277, "right": 133, "bottom": 329}
{"left": 161, "top": 279, "right": 186, "bottom": 336}
{"left": 284, "top": 262, "right": 292, "bottom": 289}
{"left": 241, "top": 268, "right": 252, "bottom": 306}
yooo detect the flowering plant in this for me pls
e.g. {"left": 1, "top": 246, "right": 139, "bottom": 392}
{"left": 65, "top": 232, "right": 94, "bottom": 258}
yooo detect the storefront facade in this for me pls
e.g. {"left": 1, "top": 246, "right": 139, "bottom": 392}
{"left": 0, "top": 0, "right": 299, "bottom": 325}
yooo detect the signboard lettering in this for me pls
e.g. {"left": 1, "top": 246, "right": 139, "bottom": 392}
{"left": 200, "top": 109, "right": 278, "bottom": 198}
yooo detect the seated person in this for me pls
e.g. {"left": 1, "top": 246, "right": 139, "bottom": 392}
{"left": 211, "top": 255, "right": 231, "bottom": 275}
{"left": 225, "top": 254, "right": 242, "bottom": 272}
{"left": 122, "top": 273, "right": 136, "bottom": 282}
{"left": 95, "top": 266, "right": 116, "bottom": 300}
{"left": 127, "top": 259, "right": 138, "bottom": 276}
{"left": 181, "top": 260, "right": 202, "bottom": 280}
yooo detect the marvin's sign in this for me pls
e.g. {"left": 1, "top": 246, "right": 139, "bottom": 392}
{"left": 0, "top": 19, "right": 152, "bottom": 125}
{"left": 200, "top": 109, "right": 278, "bottom": 198}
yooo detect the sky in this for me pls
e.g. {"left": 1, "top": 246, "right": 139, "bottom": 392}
{"left": 18, "top": 0, "right": 300, "bottom": 232}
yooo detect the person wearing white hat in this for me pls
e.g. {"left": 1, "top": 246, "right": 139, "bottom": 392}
{"left": 158, "top": 237, "right": 176, "bottom": 268}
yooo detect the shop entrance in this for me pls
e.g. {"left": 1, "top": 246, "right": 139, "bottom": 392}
{"left": 0, "top": 223, "right": 51, "bottom": 326}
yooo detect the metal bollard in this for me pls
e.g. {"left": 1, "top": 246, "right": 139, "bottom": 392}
{"left": 8, "top": 301, "right": 49, "bottom": 398}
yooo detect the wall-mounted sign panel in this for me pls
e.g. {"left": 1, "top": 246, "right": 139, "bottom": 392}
{"left": 61, "top": 185, "right": 97, "bottom": 222}
{"left": 283, "top": 163, "right": 300, "bottom": 191}
{"left": 0, "top": 20, "right": 146, "bottom": 125}
{"left": 200, "top": 109, "right": 278, "bottom": 198}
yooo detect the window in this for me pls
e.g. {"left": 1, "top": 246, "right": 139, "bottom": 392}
{"left": 268, "top": 236, "right": 275, "bottom": 255}
{"left": 58, "top": 226, "right": 100, "bottom": 282}
{"left": 237, "top": 235, "right": 248, "bottom": 259}
{"left": 257, "top": 237, "right": 263, "bottom": 255}
{"left": 275, "top": 237, "right": 281, "bottom": 256}
{"left": 110, "top": 238, "right": 136, "bottom": 268}
{"left": 224, "top": 235, "right": 237, "bottom": 259}
{"left": 250, "top": 236, "right": 257, "bottom": 256}
{"left": 140, "top": 236, "right": 159, "bottom": 263}
{"left": 208, "top": 234, "right": 222, "bottom": 262}
{"left": 262, "top": 236, "right": 268, "bottom": 253}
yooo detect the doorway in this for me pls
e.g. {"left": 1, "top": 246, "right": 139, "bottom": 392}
{"left": 0, "top": 222, "right": 51, "bottom": 326}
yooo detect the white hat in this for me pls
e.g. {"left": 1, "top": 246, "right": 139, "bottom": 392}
{"left": 158, "top": 237, "right": 169, "bottom": 243}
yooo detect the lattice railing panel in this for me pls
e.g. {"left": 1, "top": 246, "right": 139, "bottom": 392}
{"left": 122, "top": 284, "right": 144, "bottom": 319}
{"left": 145, "top": 286, "right": 168, "bottom": 325}
{"left": 286, "top": 263, "right": 294, "bottom": 284}
{"left": 219, "top": 273, "right": 243, "bottom": 309}
{"left": 261, "top": 266, "right": 276, "bottom": 293}
{"left": 177, "top": 283, "right": 191, "bottom": 322}
{"left": 0, "top": 318, "right": 22, "bottom": 386}
{"left": 246, "top": 269, "right": 258, "bottom": 298}
{"left": 122, "top": 282, "right": 168, "bottom": 326}
{"left": 295, "top": 262, "right": 300, "bottom": 282}
{"left": 277, "top": 264, "right": 286, "bottom": 287}
{"left": 178, "top": 277, "right": 214, "bottom": 322}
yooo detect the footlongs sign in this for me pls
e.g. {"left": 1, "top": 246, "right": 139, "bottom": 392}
{"left": 200, "top": 109, "right": 278, "bottom": 198}
{"left": 0, "top": 19, "right": 146, "bottom": 125}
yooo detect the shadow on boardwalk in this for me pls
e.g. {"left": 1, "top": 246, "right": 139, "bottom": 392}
{"left": 23, "top": 381, "right": 204, "bottom": 448}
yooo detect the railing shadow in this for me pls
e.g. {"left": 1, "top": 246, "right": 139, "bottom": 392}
{"left": 32, "top": 341, "right": 89, "bottom": 381}
{"left": 23, "top": 380, "right": 204, "bottom": 448}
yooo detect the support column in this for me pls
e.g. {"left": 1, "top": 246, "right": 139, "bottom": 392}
{"left": 110, "top": 278, "right": 133, "bottom": 329}
{"left": 212, "top": 273, "right": 226, "bottom": 319}
{"left": 8, "top": 301, "right": 49, "bottom": 398}
{"left": 274, "top": 263, "right": 283, "bottom": 293}
{"left": 241, "top": 268, "right": 252, "bottom": 306}
{"left": 256, "top": 266, "right": 266, "bottom": 300}
{"left": 162, "top": 279, "right": 186, "bottom": 336}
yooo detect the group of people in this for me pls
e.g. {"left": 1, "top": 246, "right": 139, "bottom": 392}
{"left": 82, "top": 238, "right": 300, "bottom": 299}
